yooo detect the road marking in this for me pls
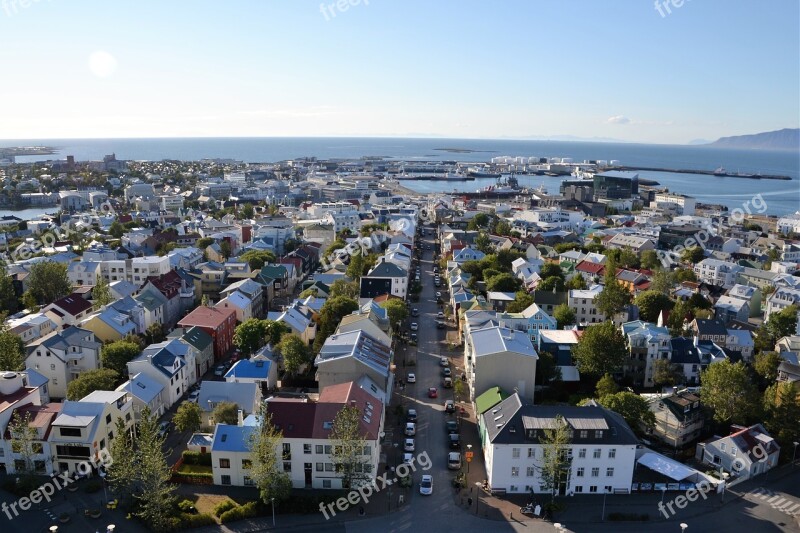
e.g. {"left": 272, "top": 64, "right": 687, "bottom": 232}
{"left": 748, "top": 488, "right": 800, "bottom": 516}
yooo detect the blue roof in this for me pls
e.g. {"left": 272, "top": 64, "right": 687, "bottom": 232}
{"left": 212, "top": 424, "right": 256, "bottom": 453}
{"left": 224, "top": 359, "right": 271, "bottom": 379}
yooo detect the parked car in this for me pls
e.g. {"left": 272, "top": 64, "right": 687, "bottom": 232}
{"left": 433, "top": 266, "right": 439, "bottom": 273}
{"left": 410, "top": 323, "right": 418, "bottom": 331}
{"left": 407, "top": 408, "right": 418, "bottom": 422}
{"left": 213, "top": 365, "right": 226, "bottom": 377}
{"left": 410, "top": 332, "right": 417, "bottom": 342}
{"left": 440, "top": 357, "right": 449, "bottom": 367}
{"left": 405, "top": 423, "right": 416, "bottom": 436}
{"left": 402, "top": 453, "right": 414, "bottom": 465}
{"left": 444, "top": 399, "right": 455, "bottom": 413}
{"left": 443, "top": 377, "right": 453, "bottom": 388}
{"left": 442, "top": 367, "right": 451, "bottom": 378}
{"left": 448, "top": 452, "right": 461, "bottom": 470}
{"left": 435, "top": 292, "right": 442, "bottom": 300}
{"left": 188, "top": 391, "right": 200, "bottom": 403}
{"left": 449, "top": 433, "right": 460, "bottom": 449}
{"left": 407, "top": 373, "right": 416, "bottom": 383}
{"left": 404, "top": 438, "right": 415, "bottom": 452}
{"left": 437, "top": 321, "right": 445, "bottom": 329}
{"left": 428, "top": 387, "right": 438, "bottom": 398}
{"left": 437, "top": 311, "right": 444, "bottom": 319}
{"left": 411, "top": 308, "right": 419, "bottom": 317}
{"left": 157, "top": 421, "right": 171, "bottom": 439}
{"left": 420, "top": 474, "right": 433, "bottom": 495}
{"left": 446, "top": 420, "right": 459, "bottom": 434}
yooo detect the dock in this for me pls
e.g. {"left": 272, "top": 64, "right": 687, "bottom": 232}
{"left": 609, "top": 166, "right": 791, "bottom": 180}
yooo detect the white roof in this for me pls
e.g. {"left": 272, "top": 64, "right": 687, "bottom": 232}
{"left": 471, "top": 326, "right": 538, "bottom": 358}
{"left": 637, "top": 452, "right": 696, "bottom": 481}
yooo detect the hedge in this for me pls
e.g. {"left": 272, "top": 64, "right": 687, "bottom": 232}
{"left": 220, "top": 501, "right": 260, "bottom": 523}
{"left": 171, "top": 472, "right": 213, "bottom": 485}
{"left": 181, "top": 450, "right": 213, "bottom": 466}
{"left": 179, "top": 513, "right": 216, "bottom": 528}
{"left": 213, "top": 499, "right": 238, "bottom": 517}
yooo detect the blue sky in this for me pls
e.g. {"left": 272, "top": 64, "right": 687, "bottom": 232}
{"left": 0, "top": 0, "right": 797, "bottom": 143}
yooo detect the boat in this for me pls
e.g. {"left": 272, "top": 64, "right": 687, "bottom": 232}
{"left": 713, "top": 167, "right": 726, "bottom": 175}
{"left": 467, "top": 166, "right": 502, "bottom": 178}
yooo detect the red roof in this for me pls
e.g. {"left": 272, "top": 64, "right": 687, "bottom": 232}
{"left": 49, "top": 293, "right": 92, "bottom": 316}
{"left": 178, "top": 306, "right": 235, "bottom": 329}
{"left": 575, "top": 261, "right": 605, "bottom": 275}
{"left": 146, "top": 270, "right": 183, "bottom": 299}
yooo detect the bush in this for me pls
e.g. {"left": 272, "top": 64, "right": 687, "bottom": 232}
{"left": 171, "top": 472, "right": 213, "bottom": 485}
{"left": 182, "top": 450, "right": 212, "bottom": 466}
{"left": 179, "top": 512, "right": 216, "bottom": 528}
{"left": 213, "top": 499, "right": 238, "bottom": 517}
{"left": 2, "top": 477, "right": 41, "bottom": 497}
{"left": 84, "top": 479, "right": 103, "bottom": 493}
{"left": 178, "top": 499, "right": 196, "bottom": 513}
{"left": 220, "top": 501, "right": 260, "bottom": 523}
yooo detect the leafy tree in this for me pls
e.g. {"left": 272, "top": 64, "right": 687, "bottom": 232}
{"left": 0, "top": 323, "right": 25, "bottom": 371}
{"left": 596, "top": 392, "right": 656, "bottom": 433}
{"left": 700, "top": 360, "right": 760, "bottom": 424}
{"left": 573, "top": 321, "right": 627, "bottom": 376}
{"left": 144, "top": 323, "right": 166, "bottom": 344}
{"left": 475, "top": 233, "right": 493, "bottom": 254}
{"left": 249, "top": 405, "right": 292, "bottom": 504}
{"left": 649, "top": 270, "right": 675, "bottom": 295}
{"left": 667, "top": 299, "right": 692, "bottom": 337}
{"left": 92, "top": 275, "right": 113, "bottom": 310}
{"left": 299, "top": 288, "right": 319, "bottom": 298}
{"left": 539, "top": 263, "right": 564, "bottom": 281}
{"left": 330, "top": 405, "right": 371, "bottom": 489}
{"left": 618, "top": 249, "right": 640, "bottom": 269}
{"left": 640, "top": 249, "right": 661, "bottom": 270}
{"left": 763, "top": 382, "right": 800, "bottom": 456}
{"left": 325, "top": 239, "right": 347, "bottom": 256}
{"left": 131, "top": 407, "right": 176, "bottom": 530}
{"left": 565, "top": 274, "right": 587, "bottom": 290}
{"left": 486, "top": 273, "right": 520, "bottom": 292}
{"left": 673, "top": 268, "right": 697, "bottom": 283}
{"left": 109, "top": 219, "right": 125, "bottom": 238}
{"left": 241, "top": 203, "right": 255, "bottom": 220}
{"left": 346, "top": 253, "right": 366, "bottom": 281}
{"left": 766, "top": 305, "right": 798, "bottom": 341}
{"left": 753, "top": 351, "right": 782, "bottom": 383}
{"left": 688, "top": 293, "right": 712, "bottom": 310}
{"left": 263, "top": 319, "right": 290, "bottom": 346}
{"left": 482, "top": 268, "right": 502, "bottom": 282}
{"left": 101, "top": 340, "right": 141, "bottom": 375}
{"left": 329, "top": 279, "right": 360, "bottom": 300}
{"left": 277, "top": 333, "right": 311, "bottom": 375}
{"left": 506, "top": 291, "right": 534, "bottom": 313}
{"left": 239, "top": 249, "right": 276, "bottom": 270}
{"left": 26, "top": 261, "right": 71, "bottom": 305}
{"left": 380, "top": 299, "right": 408, "bottom": 328}
{"left": 596, "top": 265, "right": 631, "bottom": 319}
{"left": 8, "top": 411, "right": 38, "bottom": 476}
{"left": 234, "top": 318, "right": 268, "bottom": 355}
{"left": 67, "top": 368, "right": 119, "bottom": 400}
{"left": 595, "top": 373, "right": 619, "bottom": 397}
{"left": 0, "top": 268, "right": 19, "bottom": 314}
{"left": 539, "top": 276, "right": 565, "bottom": 292}
{"left": 553, "top": 303, "right": 576, "bottom": 329}
{"left": 681, "top": 246, "right": 705, "bottom": 264}
{"left": 467, "top": 213, "right": 489, "bottom": 230}
{"left": 554, "top": 242, "right": 580, "bottom": 254}
{"left": 539, "top": 415, "right": 571, "bottom": 502}
{"left": 211, "top": 401, "right": 240, "bottom": 425}
{"left": 173, "top": 401, "right": 202, "bottom": 433}
{"left": 495, "top": 220, "right": 512, "bottom": 236}
{"left": 219, "top": 240, "right": 232, "bottom": 259}
{"left": 197, "top": 237, "right": 214, "bottom": 249}
{"left": 652, "top": 358, "right": 683, "bottom": 388}
{"left": 634, "top": 290, "right": 674, "bottom": 323}
{"left": 21, "top": 291, "right": 38, "bottom": 312}
{"left": 314, "top": 296, "right": 359, "bottom": 351}
{"left": 495, "top": 249, "right": 526, "bottom": 270}
{"left": 534, "top": 350, "right": 562, "bottom": 384}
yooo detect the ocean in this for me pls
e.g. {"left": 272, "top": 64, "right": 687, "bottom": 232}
{"left": 2, "top": 137, "right": 798, "bottom": 216}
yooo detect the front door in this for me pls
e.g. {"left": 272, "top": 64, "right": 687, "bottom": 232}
{"left": 304, "top": 463, "right": 312, "bottom": 488}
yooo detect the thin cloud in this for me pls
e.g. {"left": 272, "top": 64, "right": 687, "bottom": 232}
{"left": 607, "top": 115, "right": 631, "bottom": 125}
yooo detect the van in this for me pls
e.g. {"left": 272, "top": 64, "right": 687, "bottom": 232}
{"left": 448, "top": 452, "right": 461, "bottom": 470}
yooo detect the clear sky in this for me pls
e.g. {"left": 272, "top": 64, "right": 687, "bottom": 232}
{"left": 0, "top": 0, "right": 798, "bottom": 144}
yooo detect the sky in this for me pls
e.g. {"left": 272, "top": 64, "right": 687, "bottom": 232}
{"left": 0, "top": 0, "right": 798, "bottom": 144}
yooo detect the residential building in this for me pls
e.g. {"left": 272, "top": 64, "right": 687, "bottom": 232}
{"left": 117, "top": 372, "right": 168, "bottom": 420}
{"left": 621, "top": 321, "right": 672, "bottom": 388}
{"left": 645, "top": 390, "right": 704, "bottom": 448}
{"left": 315, "top": 329, "right": 393, "bottom": 397}
{"left": 178, "top": 306, "right": 237, "bottom": 362}
{"left": 464, "top": 326, "right": 538, "bottom": 402}
{"left": 695, "top": 424, "right": 780, "bottom": 478}
{"left": 694, "top": 259, "right": 743, "bottom": 289}
{"left": 568, "top": 285, "right": 604, "bottom": 325}
{"left": 361, "top": 259, "right": 408, "bottom": 300}
{"left": 197, "top": 381, "right": 261, "bottom": 429}
{"left": 25, "top": 327, "right": 102, "bottom": 400}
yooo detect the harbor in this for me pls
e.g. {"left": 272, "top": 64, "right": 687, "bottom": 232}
{"left": 609, "top": 166, "right": 792, "bottom": 180}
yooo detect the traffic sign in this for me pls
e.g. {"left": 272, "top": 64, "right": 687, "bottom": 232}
{"left": 465, "top": 451, "right": 474, "bottom": 459}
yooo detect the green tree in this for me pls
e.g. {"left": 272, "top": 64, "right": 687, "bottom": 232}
{"left": 539, "top": 414, "right": 571, "bottom": 502}
{"left": 595, "top": 373, "right": 619, "bottom": 397}
{"left": 67, "top": 368, "right": 119, "bottom": 400}
{"left": 249, "top": 405, "right": 292, "bottom": 504}
{"left": 211, "top": 401, "right": 240, "bottom": 425}
{"left": 688, "top": 293, "right": 712, "bottom": 310}
{"left": 640, "top": 249, "right": 661, "bottom": 270}
{"left": 330, "top": 405, "right": 371, "bottom": 489}
{"left": 634, "top": 290, "right": 674, "bottom": 323}
{"left": 681, "top": 246, "right": 705, "bottom": 264}
{"left": 506, "top": 291, "right": 534, "bottom": 313}
{"left": 8, "top": 411, "right": 38, "bottom": 476}
{"left": 277, "top": 333, "right": 311, "bottom": 375}
{"left": 700, "top": 360, "right": 760, "bottom": 424}
{"left": 618, "top": 249, "right": 640, "bottom": 269}
{"left": 346, "top": 253, "right": 366, "bottom": 281}
{"left": 495, "top": 220, "right": 512, "bottom": 236}
{"left": 101, "top": 340, "right": 142, "bottom": 375}
{"left": 219, "top": 240, "right": 232, "bottom": 259}
{"left": 554, "top": 242, "right": 580, "bottom": 254}
{"left": 314, "top": 296, "right": 359, "bottom": 351}
{"left": 92, "top": 275, "right": 113, "bottom": 310}
{"left": 0, "top": 267, "right": 19, "bottom": 314}
{"left": 596, "top": 392, "right": 656, "bottom": 433}
{"left": 173, "top": 401, "right": 202, "bottom": 433}
{"left": 132, "top": 407, "right": 176, "bottom": 530}
{"left": 766, "top": 305, "right": 798, "bottom": 341}
{"left": 763, "top": 381, "right": 800, "bottom": 457}
{"left": 649, "top": 270, "right": 675, "bottom": 295}
{"left": 329, "top": 278, "right": 360, "bottom": 300}
{"left": 596, "top": 265, "right": 631, "bottom": 319}
{"left": 239, "top": 250, "right": 276, "bottom": 270}
{"left": 380, "top": 299, "right": 408, "bottom": 329}
{"left": 539, "top": 263, "right": 564, "bottom": 281}
{"left": 241, "top": 203, "right": 255, "bottom": 220}
{"left": 263, "top": 319, "right": 290, "bottom": 346}
{"left": 467, "top": 213, "right": 489, "bottom": 230}
{"left": 325, "top": 239, "right": 347, "bottom": 256}
{"left": 26, "top": 261, "right": 71, "bottom": 305}
{"left": 107, "top": 418, "right": 137, "bottom": 505}
{"left": 109, "top": 219, "right": 125, "bottom": 238}
{"left": 553, "top": 303, "right": 576, "bottom": 329}
{"left": 753, "top": 351, "right": 782, "bottom": 383}
{"left": 565, "top": 274, "right": 588, "bottom": 290}
{"left": 538, "top": 276, "right": 566, "bottom": 292}
{"left": 667, "top": 299, "right": 692, "bottom": 337}
{"left": 21, "top": 291, "right": 38, "bottom": 312}
{"left": 573, "top": 321, "right": 628, "bottom": 376}
{"left": 534, "top": 350, "right": 562, "bottom": 385}
{"left": 234, "top": 318, "right": 268, "bottom": 355}
{"left": 0, "top": 323, "right": 25, "bottom": 371}
{"left": 652, "top": 358, "right": 682, "bottom": 388}
{"left": 475, "top": 233, "right": 493, "bottom": 254}
{"left": 144, "top": 323, "right": 166, "bottom": 344}
{"left": 197, "top": 237, "right": 214, "bottom": 249}
{"left": 673, "top": 268, "right": 697, "bottom": 283}
{"left": 486, "top": 273, "right": 520, "bottom": 292}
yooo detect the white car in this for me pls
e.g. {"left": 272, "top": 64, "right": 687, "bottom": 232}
{"left": 405, "top": 423, "right": 416, "bottom": 436}
{"left": 435, "top": 292, "right": 442, "bottom": 299}
{"left": 402, "top": 453, "right": 414, "bottom": 465}
{"left": 420, "top": 474, "right": 433, "bottom": 495}
{"left": 410, "top": 323, "right": 418, "bottom": 331}
{"left": 188, "top": 391, "right": 200, "bottom": 403}
{"left": 437, "top": 311, "right": 444, "bottom": 319}
{"left": 404, "top": 438, "right": 415, "bottom": 452}
{"left": 407, "top": 373, "right": 416, "bottom": 383}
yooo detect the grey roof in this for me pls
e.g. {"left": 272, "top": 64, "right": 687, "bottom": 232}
{"left": 120, "top": 372, "right": 164, "bottom": 404}
{"left": 197, "top": 381, "right": 259, "bottom": 413}
{"left": 470, "top": 326, "right": 538, "bottom": 358}
{"left": 366, "top": 261, "right": 407, "bottom": 278}
{"left": 315, "top": 329, "right": 392, "bottom": 378}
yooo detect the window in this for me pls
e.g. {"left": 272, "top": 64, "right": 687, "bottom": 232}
{"left": 221, "top": 475, "right": 231, "bottom": 485}
{"left": 528, "top": 448, "right": 535, "bottom": 458}
{"left": 316, "top": 463, "right": 324, "bottom": 472}
{"left": 282, "top": 443, "right": 292, "bottom": 460}
{"left": 511, "top": 467, "right": 519, "bottom": 477}
{"left": 589, "top": 485, "right": 598, "bottom": 493}
{"left": 575, "top": 486, "right": 583, "bottom": 493}
{"left": 322, "top": 479, "right": 332, "bottom": 488}
{"left": 106, "top": 414, "right": 112, "bottom": 424}
{"left": 243, "top": 476, "right": 254, "bottom": 486}
{"left": 363, "top": 445, "right": 371, "bottom": 456}
{"left": 606, "top": 468, "right": 614, "bottom": 477}
{"left": 593, "top": 449, "right": 601, "bottom": 459}
{"left": 526, "top": 466, "right": 535, "bottom": 477}
{"left": 595, "top": 430, "right": 603, "bottom": 438}
{"left": 316, "top": 445, "right": 324, "bottom": 454}
{"left": 720, "top": 443, "right": 726, "bottom": 452}
{"left": 512, "top": 448, "right": 520, "bottom": 458}
{"left": 324, "top": 463, "right": 334, "bottom": 472}
{"left": 125, "top": 413, "right": 131, "bottom": 422}
{"left": 59, "top": 428, "right": 81, "bottom": 438}
{"left": 578, "top": 448, "right": 587, "bottom": 459}
{"left": 304, "top": 444, "right": 312, "bottom": 454}
{"left": 608, "top": 448, "right": 616, "bottom": 459}
{"left": 242, "top": 459, "right": 252, "bottom": 469}
{"left": 591, "top": 467, "right": 599, "bottom": 477}
{"left": 324, "top": 445, "right": 332, "bottom": 455}
{"left": 283, "top": 461, "right": 292, "bottom": 472}
{"left": 576, "top": 467, "right": 584, "bottom": 477}
{"left": 579, "top": 430, "right": 588, "bottom": 439}
{"left": 731, "top": 447, "right": 737, "bottom": 457}
{"left": 219, "top": 458, "right": 230, "bottom": 468}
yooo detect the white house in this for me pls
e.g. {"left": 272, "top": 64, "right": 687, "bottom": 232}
{"left": 25, "top": 327, "right": 102, "bottom": 400}
{"left": 568, "top": 285, "right": 605, "bottom": 325}
{"left": 695, "top": 424, "right": 780, "bottom": 479}
{"left": 464, "top": 326, "right": 538, "bottom": 402}
{"left": 694, "top": 259, "right": 744, "bottom": 289}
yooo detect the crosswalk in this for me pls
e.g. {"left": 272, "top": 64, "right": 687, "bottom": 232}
{"left": 748, "top": 487, "right": 800, "bottom": 517}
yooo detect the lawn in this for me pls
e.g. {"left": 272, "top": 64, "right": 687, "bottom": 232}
{"left": 177, "top": 463, "right": 213, "bottom": 475}
{"left": 193, "top": 493, "right": 251, "bottom": 516}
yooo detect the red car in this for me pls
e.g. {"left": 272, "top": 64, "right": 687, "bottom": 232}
{"left": 428, "top": 387, "right": 438, "bottom": 398}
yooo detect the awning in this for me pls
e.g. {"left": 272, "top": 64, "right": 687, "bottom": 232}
{"left": 637, "top": 452, "right": 695, "bottom": 481}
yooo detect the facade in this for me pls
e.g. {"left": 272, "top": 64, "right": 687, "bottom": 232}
{"left": 621, "top": 321, "right": 672, "bottom": 388}
{"left": 568, "top": 285, "right": 604, "bottom": 325}
{"left": 695, "top": 424, "right": 780, "bottom": 478}
{"left": 645, "top": 390, "right": 704, "bottom": 448}
{"left": 25, "top": 327, "right": 102, "bottom": 400}
{"left": 178, "top": 307, "right": 237, "bottom": 361}
{"left": 362, "top": 259, "right": 408, "bottom": 299}
{"left": 694, "top": 259, "right": 744, "bottom": 289}
{"left": 464, "top": 326, "right": 538, "bottom": 402}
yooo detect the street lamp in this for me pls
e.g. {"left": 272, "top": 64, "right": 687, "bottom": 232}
{"left": 98, "top": 470, "right": 108, "bottom": 505}
{"left": 106, "top": 526, "right": 115, "bottom": 533}
{"left": 793, "top": 442, "right": 799, "bottom": 466}
{"left": 49, "top": 527, "right": 58, "bottom": 533}
{"left": 660, "top": 486, "right": 667, "bottom": 506}
{"left": 270, "top": 497, "right": 275, "bottom": 527}
{"left": 602, "top": 487, "right": 609, "bottom": 521}
{"left": 680, "top": 523, "right": 688, "bottom": 533}
{"left": 466, "top": 444, "right": 472, "bottom": 474}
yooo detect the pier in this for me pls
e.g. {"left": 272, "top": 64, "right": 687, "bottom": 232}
{"left": 609, "top": 166, "right": 791, "bottom": 180}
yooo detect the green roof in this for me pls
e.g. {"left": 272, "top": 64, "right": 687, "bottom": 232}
{"left": 182, "top": 326, "right": 213, "bottom": 351}
{"left": 260, "top": 265, "right": 288, "bottom": 278}
{"left": 475, "top": 387, "right": 508, "bottom": 415}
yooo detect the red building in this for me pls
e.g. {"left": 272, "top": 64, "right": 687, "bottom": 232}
{"left": 178, "top": 306, "right": 237, "bottom": 362}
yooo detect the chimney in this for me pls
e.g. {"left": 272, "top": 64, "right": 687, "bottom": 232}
{"left": 350, "top": 400, "right": 357, "bottom": 408}
{"left": 237, "top": 409, "right": 244, "bottom": 426}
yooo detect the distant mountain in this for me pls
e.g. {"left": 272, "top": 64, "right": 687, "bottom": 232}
{"left": 707, "top": 128, "right": 799, "bottom": 151}
{"left": 687, "top": 138, "right": 712, "bottom": 145}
